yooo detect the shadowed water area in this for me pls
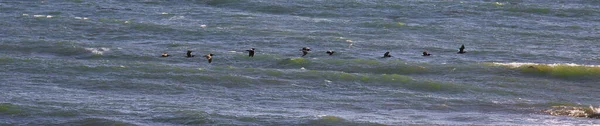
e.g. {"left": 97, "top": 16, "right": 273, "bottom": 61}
{"left": 1, "top": 0, "right": 599, "bottom": 125}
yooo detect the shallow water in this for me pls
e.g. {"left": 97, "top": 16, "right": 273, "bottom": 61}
{"left": 1, "top": 0, "right": 599, "bottom": 125}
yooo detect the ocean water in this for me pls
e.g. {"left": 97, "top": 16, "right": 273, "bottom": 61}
{"left": 1, "top": 0, "right": 599, "bottom": 125}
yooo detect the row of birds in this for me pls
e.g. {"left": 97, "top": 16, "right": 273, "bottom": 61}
{"left": 160, "top": 45, "right": 468, "bottom": 63}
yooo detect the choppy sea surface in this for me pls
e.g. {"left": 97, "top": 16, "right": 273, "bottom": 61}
{"left": 1, "top": 0, "right": 600, "bottom": 125}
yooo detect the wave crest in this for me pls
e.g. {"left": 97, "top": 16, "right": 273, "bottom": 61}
{"left": 491, "top": 62, "right": 600, "bottom": 79}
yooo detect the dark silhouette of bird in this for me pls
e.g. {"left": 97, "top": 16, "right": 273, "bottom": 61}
{"left": 422, "top": 51, "right": 431, "bottom": 56}
{"left": 161, "top": 52, "right": 170, "bottom": 57}
{"left": 186, "top": 50, "right": 195, "bottom": 57}
{"left": 326, "top": 50, "right": 335, "bottom": 55}
{"left": 301, "top": 47, "right": 311, "bottom": 57}
{"left": 383, "top": 52, "right": 392, "bottom": 58}
{"left": 458, "top": 45, "right": 466, "bottom": 54}
{"left": 246, "top": 48, "right": 255, "bottom": 57}
{"left": 203, "top": 53, "right": 213, "bottom": 63}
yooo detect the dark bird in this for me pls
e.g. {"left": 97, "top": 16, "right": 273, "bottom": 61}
{"left": 161, "top": 52, "right": 170, "bottom": 57}
{"left": 458, "top": 45, "right": 466, "bottom": 54}
{"left": 383, "top": 51, "right": 392, "bottom": 58}
{"left": 301, "top": 47, "right": 311, "bottom": 57}
{"left": 326, "top": 50, "right": 335, "bottom": 55}
{"left": 422, "top": 51, "right": 431, "bottom": 56}
{"left": 246, "top": 48, "right": 255, "bottom": 57}
{"left": 186, "top": 50, "right": 195, "bottom": 57}
{"left": 203, "top": 53, "right": 213, "bottom": 63}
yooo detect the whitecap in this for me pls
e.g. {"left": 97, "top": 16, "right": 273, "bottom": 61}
{"left": 591, "top": 105, "right": 600, "bottom": 114}
{"left": 74, "top": 17, "right": 88, "bottom": 20}
{"left": 316, "top": 114, "right": 329, "bottom": 118}
{"left": 494, "top": 2, "right": 505, "bottom": 6}
{"left": 85, "top": 47, "right": 110, "bottom": 55}
{"left": 34, "top": 15, "right": 45, "bottom": 17}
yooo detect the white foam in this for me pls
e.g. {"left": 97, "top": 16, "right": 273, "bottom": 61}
{"left": 590, "top": 105, "right": 600, "bottom": 114}
{"left": 46, "top": 15, "right": 53, "bottom": 18}
{"left": 22, "top": 14, "right": 29, "bottom": 16}
{"left": 74, "top": 17, "right": 88, "bottom": 20}
{"left": 494, "top": 2, "right": 505, "bottom": 6}
{"left": 85, "top": 47, "right": 110, "bottom": 55}
{"left": 33, "top": 15, "right": 45, "bottom": 18}
{"left": 200, "top": 24, "right": 207, "bottom": 28}
{"left": 316, "top": 114, "right": 328, "bottom": 118}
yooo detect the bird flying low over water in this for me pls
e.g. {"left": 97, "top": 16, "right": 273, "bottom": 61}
{"left": 301, "top": 47, "right": 311, "bottom": 57}
{"left": 458, "top": 45, "right": 466, "bottom": 54}
{"left": 422, "top": 51, "right": 431, "bottom": 56}
{"left": 204, "top": 53, "right": 213, "bottom": 63}
{"left": 246, "top": 48, "right": 255, "bottom": 57}
{"left": 161, "top": 52, "right": 170, "bottom": 57}
{"left": 326, "top": 50, "right": 335, "bottom": 55}
{"left": 186, "top": 50, "right": 195, "bottom": 57}
{"left": 383, "top": 52, "right": 392, "bottom": 58}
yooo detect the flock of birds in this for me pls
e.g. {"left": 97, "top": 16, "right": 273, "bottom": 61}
{"left": 159, "top": 45, "right": 468, "bottom": 63}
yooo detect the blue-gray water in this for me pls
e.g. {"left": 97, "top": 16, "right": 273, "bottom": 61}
{"left": 1, "top": 0, "right": 600, "bottom": 125}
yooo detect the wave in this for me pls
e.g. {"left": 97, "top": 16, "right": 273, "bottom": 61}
{"left": 301, "top": 115, "right": 385, "bottom": 126}
{"left": 208, "top": 65, "right": 466, "bottom": 93}
{"left": 40, "top": 57, "right": 467, "bottom": 93}
{"left": 152, "top": 110, "right": 214, "bottom": 125}
{"left": 490, "top": 62, "right": 600, "bottom": 79}
{"left": 0, "top": 103, "right": 24, "bottom": 115}
{"left": 506, "top": 7, "right": 550, "bottom": 14}
{"left": 56, "top": 118, "right": 136, "bottom": 126}
{"left": 203, "top": 0, "right": 247, "bottom": 6}
{"left": 84, "top": 47, "right": 110, "bottom": 55}
{"left": 361, "top": 21, "right": 408, "bottom": 29}
{"left": 204, "top": 0, "right": 299, "bottom": 15}
{"left": 554, "top": 8, "right": 599, "bottom": 17}
{"left": 542, "top": 102, "right": 600, "bottom": 119}
{"left": 276, "top": 58, "right": 431, "bottom": 75}
{"left": 0, "top": 40, "right": 92, "bottom": 57}
{"left": 130, "top": 22, "right": 176, "bottom": 33}
{"left": 491, "top": 62, "right": 600, "bottom": 68}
